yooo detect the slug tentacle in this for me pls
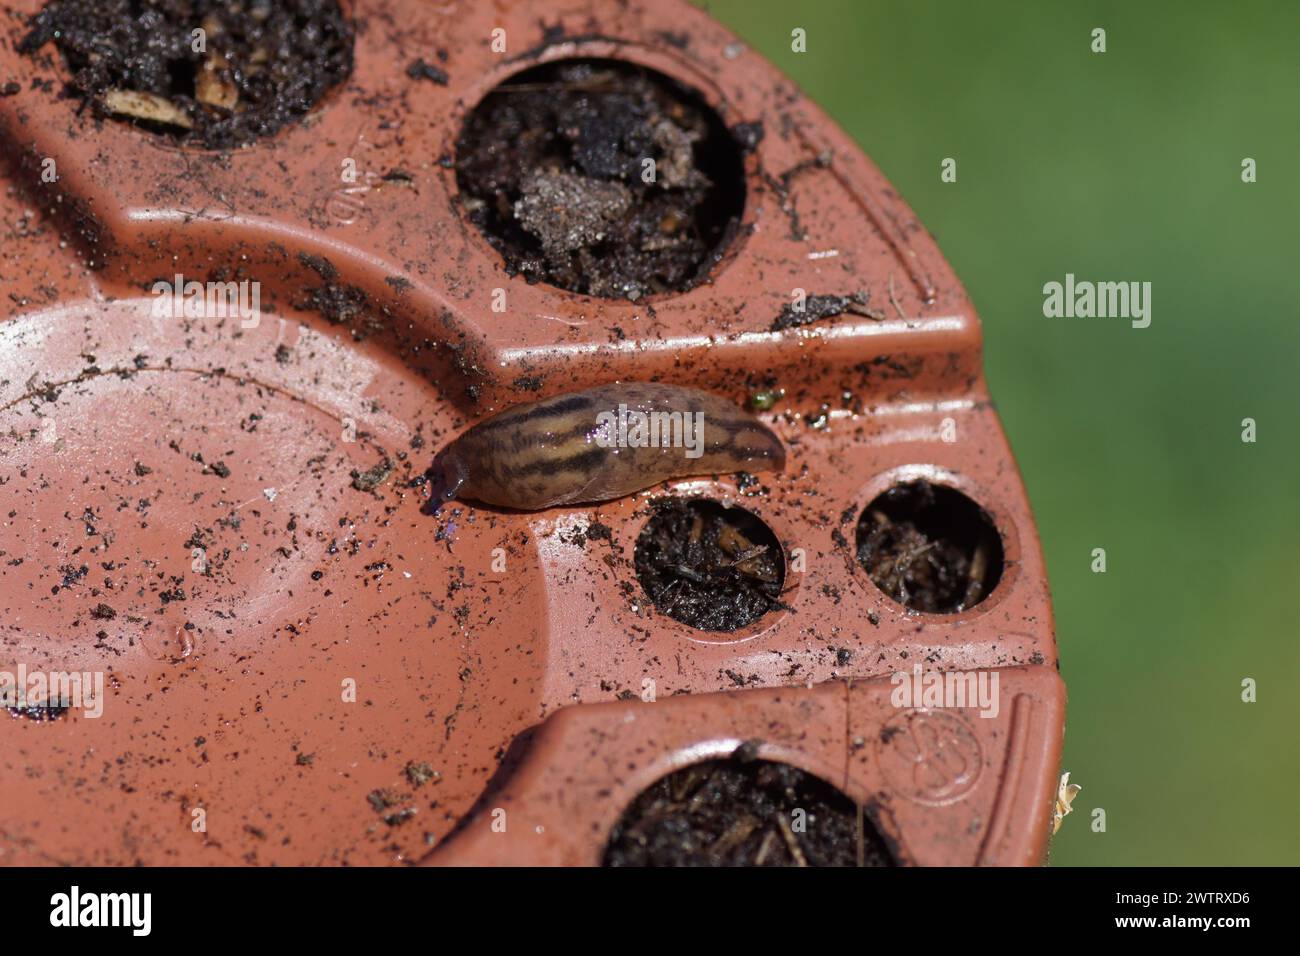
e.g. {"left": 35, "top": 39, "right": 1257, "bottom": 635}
{"left": 432, "top": 383, "right": 786, "bottom": 511}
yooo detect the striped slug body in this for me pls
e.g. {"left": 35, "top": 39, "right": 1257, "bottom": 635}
{"left": 429, "top": 383, "right": 786, "bottom": 510}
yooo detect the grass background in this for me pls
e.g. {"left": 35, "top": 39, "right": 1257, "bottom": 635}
{"left": 705, "top": 0, "right": 1300, "bottom": 865}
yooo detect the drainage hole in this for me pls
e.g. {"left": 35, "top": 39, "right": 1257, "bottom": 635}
{"left": 855, "top": 479, "right": 1004, "bottom": 613}
{"left": 634, "top": 497, "right": 785, "bottom": 632}
{"left": 455, "top": 57, "right": 746, "bottom": 301}
{"left": 603, "top": 744, "right": 895, "bottom": 867}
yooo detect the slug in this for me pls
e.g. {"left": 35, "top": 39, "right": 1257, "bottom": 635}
{"left": 428, "top": 382, "right": 785, "bottom": 510}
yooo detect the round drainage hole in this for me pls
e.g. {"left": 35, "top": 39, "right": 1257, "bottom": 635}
{"left": 634, "top": 498, "right": 785, "bottom": 633}
{"left": 19, "top": 0, "right": 354, "bottom": 149}
{"left": 603, "top": 746, "right": 895, "bottom": 867}
{"left": 855, "top": 479, "right": 1004, "bottom": 613}
{"left": 455, "top": 58, "right": 747, "bottom": 300}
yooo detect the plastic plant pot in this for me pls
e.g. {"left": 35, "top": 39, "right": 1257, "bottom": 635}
{"left": 0, "top": 0, "right": 1064, "bottom": 866}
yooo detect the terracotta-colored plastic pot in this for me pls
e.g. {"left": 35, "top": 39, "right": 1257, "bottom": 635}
{"left": 0, "top": 0, "right": 1063, "bottom": 866}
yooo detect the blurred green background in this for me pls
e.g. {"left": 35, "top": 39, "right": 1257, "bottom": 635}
{"left": 706, "top": 0, "right": 1299, "bottom": 865}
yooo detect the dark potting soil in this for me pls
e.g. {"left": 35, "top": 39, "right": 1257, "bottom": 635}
{"left": 6, "top": 704, "right": 70, "bottom": 721}
{"left": 18, "top": 0, "right": 353, "bottom": 149}
{"left": 603, "top": 746, "right": 894, "bottom": 867}
{"left": 455, "top": 59, "right": 746, "bottom": 300}
{"left": 634, "top": 498, "right": 784, "bottom": 632}
{"left": 855, "top": 480, "right": 1004, "bottom": 614}
{"left": 770, "top": 291, "right": 880, "bottom": 332}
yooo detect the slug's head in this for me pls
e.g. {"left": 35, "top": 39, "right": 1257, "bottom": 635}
{"left": 423, "top": 447, "right": 468, "bottom": 514}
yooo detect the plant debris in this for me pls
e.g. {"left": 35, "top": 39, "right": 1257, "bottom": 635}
{"left": 100, "top": 89, "right": 194, "bottom": 129}
{"left": 1052, "top": 771, "right": 1082, "bottom": 834}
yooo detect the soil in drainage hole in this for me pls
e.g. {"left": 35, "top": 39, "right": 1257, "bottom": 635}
{"left": 855, "top": 480, "right": 1004, "bottom": 614}
{"left": 19, "top": 0, "right": 354, "bottom": 149}
{"left": 455, "top": 58, "right": 746, "bottom": 300}
{"left": 635, "top": 498, "right": 785, "bottom": 632}
{"left": 603, "top": 748, "right": 894, "bottom": 867}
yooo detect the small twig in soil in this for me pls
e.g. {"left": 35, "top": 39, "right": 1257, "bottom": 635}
{"left": 666, "top": 563, "right": 707, "bottom": 584}
{"left": 777, "top": 813, "right": 808, "bottom": 867}
{"left": 685, "top": 770, "right": 720, "bottom": 815}
{"left": 711, "top": 815, "right": 760, "bottom": 858}
{"left": 670, "top": 763, "right": 709, "bottom": 804}
{"left": 726, "top": 544, "right": 769, "bottom": 566}
{"left": 891, "top": 541, "right": 936, "bottom": 582}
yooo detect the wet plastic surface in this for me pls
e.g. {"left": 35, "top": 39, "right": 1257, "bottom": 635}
{"left": 0, "top": 0, "right": 1063, "bottom": 865}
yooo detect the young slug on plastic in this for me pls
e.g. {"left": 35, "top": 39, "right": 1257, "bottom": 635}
{"left": 428, "top": 382, "right": 785, "bottom": 510}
